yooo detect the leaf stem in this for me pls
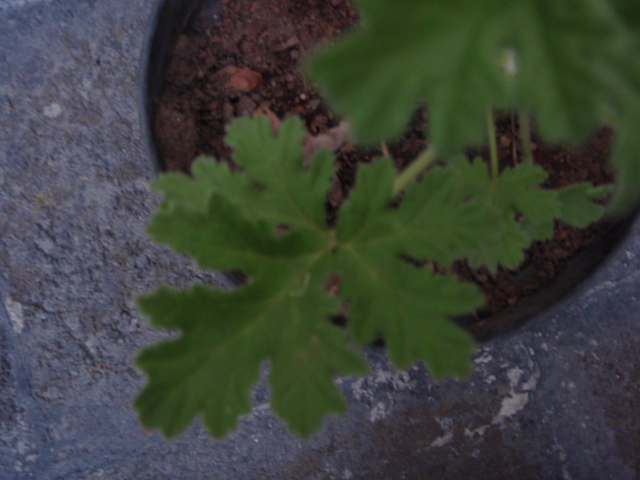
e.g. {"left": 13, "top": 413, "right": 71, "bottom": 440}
{"left": 392, "top": 145, "right": 437, "bottom": 196}
{"left": 486, "top": 108, "right": 499, "bottom": 182}
{"left": 519, "top": 111, "right": 534, "bottom": 164}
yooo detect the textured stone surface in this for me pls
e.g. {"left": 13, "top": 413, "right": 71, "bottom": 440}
{"left": 0, "top": 1, "right": 639, "bottom": 479}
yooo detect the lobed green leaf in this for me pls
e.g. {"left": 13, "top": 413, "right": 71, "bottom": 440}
{"left": 335, "top": 159, "right": 485, "bottom": 375}
{"left": 137, "top": 118, "right": 504, "bottom": 437}
{"left": 225, "top": 116, "right": 336, "bottom": 230}
{"left": 306, "top": 0, "right": 510, "bottom": 153}
{"left": 447, "top": 156, "right": 557, "bottom": 270}
{"left": 137, "top": 115, "right": 610, "bottom": 439}
{"left": 306, "top": 0, "right": 636, "bottom": 155}
{"left": 557, "top": 183, "right": 608, "bottom": 228}
{"left": 137, "top": 117, "right": 367, "bottom": 438}
{"left": 147, "top": 192, "right": 326, "bottom": 276}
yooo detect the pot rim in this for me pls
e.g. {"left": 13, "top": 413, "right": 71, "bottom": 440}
{"left": 139, "top": 0, "right": 211, "bottom": 176}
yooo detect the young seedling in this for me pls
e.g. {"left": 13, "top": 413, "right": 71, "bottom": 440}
{"left": 135, "top": 0, "right": 640, "bottom": 438}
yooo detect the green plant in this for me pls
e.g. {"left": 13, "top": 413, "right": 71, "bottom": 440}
{"left": 135, "top": 0, "right": 640, "bottom": 438}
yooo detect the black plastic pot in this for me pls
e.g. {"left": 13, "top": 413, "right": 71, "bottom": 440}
{"left": 140, "top": 0, "right": 212, "bottom": 175}
{"left": 139, "top": 0, "right": 639, "bottom": 342}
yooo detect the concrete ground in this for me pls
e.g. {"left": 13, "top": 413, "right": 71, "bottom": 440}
{"left": 1, "top": 0, "right": 639, "bottom": 479}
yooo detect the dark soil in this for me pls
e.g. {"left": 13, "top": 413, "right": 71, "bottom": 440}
{"left": 153, "top": 0, "right": 614, "bottom": 329}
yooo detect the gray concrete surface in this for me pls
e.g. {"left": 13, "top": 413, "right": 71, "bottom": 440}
{"left": 0, "top": 1, "right": 639, "bottom": 479}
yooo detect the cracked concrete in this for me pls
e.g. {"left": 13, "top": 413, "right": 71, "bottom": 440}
{"left": 1, "top": 0, "right": 639, "bottom": 478}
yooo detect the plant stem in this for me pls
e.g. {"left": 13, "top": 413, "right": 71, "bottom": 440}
{"left": 519, "top": 111, "right": 534, "bottom": 164}
{"left": 486, "top": 108, "right": 499, "bottom": 182}
{"left": 392, "top": 145, "right": 437, "bottom": 196}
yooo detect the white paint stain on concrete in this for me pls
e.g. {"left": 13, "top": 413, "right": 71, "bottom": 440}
{"left": 369, "top": 401, "right": 389, "bottom": 422}
{"left": 464, "top": 367, "right": 542, "bottom": 437}
{"left": 43, "top": 103, "right": 63, "bottom": 118}
{"left": 372, "top": 369, "right": 415, "bottom": 391}
{"left": 430, "top": 416, "right": 454, "bottom": 447}
{"left": 430, "top": 430, "right": 454, "bottom": 448}
{"left": 353, "top": 368, "right": 415, "bottom": 404}
{"left": 493, "top": 367, "right": 540, "bottom": 426}
{"left": 522, "top": 372, "right": 539, "bottom": 391}
{"left": 493, "top": 392, "right": 529, "bottom": 424}
{"left": 507, "top": 367, "right": 524, "bottom": 387}
{"left": 356, "top": 368, "right": 419, "bottom": 423}
{"left": 484, "top": 375, "right": 496, "bottom": 385}
{"left": 464, "top": 425, "right": 490, "bottom": 438}
{"left": 5, "top": 297, "right": 25, "bottom": 333}
{"left": 474, "top": 351, "right": 493, "bottom": 364}
{"left": 351, "top": 377, "right": 372, "bottom": 402}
